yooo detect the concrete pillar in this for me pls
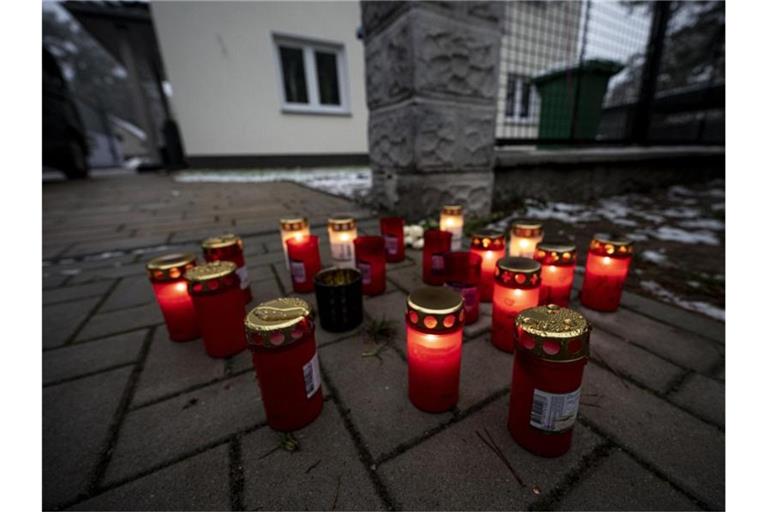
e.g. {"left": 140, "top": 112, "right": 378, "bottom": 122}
{"left": 361, "top": 1, "right": 503, "bottom": 220}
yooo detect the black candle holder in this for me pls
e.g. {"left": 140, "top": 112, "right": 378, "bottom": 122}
{"left": 313, "top": 267, "right": 364, "bottom": 332}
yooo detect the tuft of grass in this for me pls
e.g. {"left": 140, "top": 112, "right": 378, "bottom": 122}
{"left": 364, "top": 316, "right": 397, "bottom": 344}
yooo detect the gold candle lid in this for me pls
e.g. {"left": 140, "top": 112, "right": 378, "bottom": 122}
{"left": 515, "top": 304, "right": 590, "bottom": 362}
{"left": 441, "top": 205, "right": 463, "bottom": 216}
{"left": 470, "top": 229, "right": 505, "bottom": 250}
{"left": 280, "top": 216, "right": 309, "bottom": 232}
{"left": 511, "top": 220, "right": 543, "bottom": 238}
{"left": 406, "top": 286, "right": 464, "bottom": 332}
{"left": 146, "top": 253, "right": 196, "bottom": 281}
{"left": 590, "top": 234, "right": 634, "bottom": 258}
{"left": 534, "top": 241, "right": 577, "bottom": 266}
{"left": 201, "top": 233, "right": 242, "bottom": 250}
{"left": 245, "top": 297, "right": 314, "bottom": 348}
{"left": 185, "top": 260, "right": 237, "bottom": 282}
{"left": 328, "top": 214, "right": 356, "bottom": 232}
{"left": 495, "top": 257, "right": 541, "bottom": 288}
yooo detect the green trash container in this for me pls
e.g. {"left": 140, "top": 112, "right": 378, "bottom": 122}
{"left": 532, "top": 59, "right": 623, "bottom": 145}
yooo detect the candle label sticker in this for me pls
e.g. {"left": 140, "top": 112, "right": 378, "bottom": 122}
{"left": 384, "top": 235, "right": 399, "bottom": 255}
{"left": 530, "top": 387, "right": 581, "bottom": 432}
{"left": 290, "top": 260, "right": 306, "bottom": 284}
{"left": 460, "top": 287, "right": 478, "bottom": 309}
{"left": 431, "top": 254, "right": 445, "bottom": 273}
{"left": 358, "top": 261, "right": 372, "bottom": 285}
{"left": 236, "top": 266, "right": 250, "bottom": 289}
{"left": 303, "top": 352, "right": 321, "bottom": 398}
{"left": 331, "top": 242, "right": 353, "bottom": 261}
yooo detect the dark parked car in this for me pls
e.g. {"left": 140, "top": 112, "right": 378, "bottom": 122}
{"left": 43, "top": 47, "right": 89, "bottom": 179}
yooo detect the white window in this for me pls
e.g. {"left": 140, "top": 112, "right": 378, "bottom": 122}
{"left": 505, "top": 73, "right": 536, "bottom": 123}
{"left": 273, "top": 34, "right": 350, "bottom": 115}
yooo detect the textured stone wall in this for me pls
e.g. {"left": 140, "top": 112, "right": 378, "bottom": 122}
{"left": 362, "top": 1, "right": 503, "bottom": 220}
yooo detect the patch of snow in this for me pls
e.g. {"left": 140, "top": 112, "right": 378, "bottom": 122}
{"left": 612, "top": 218, "right": 639, "bottom": 227}
{"left": 132, "top": 245, "right": 171, "bottom": 255}
{"left": 640, "top": 280, "right": 724, "bottom": 322}
{"left": 60, "top": 269, "right": 81, "bottom": 276}
{"left": 659, "top": 207, "right": 702, "bottom": 219}
{"left": 711, "top": 202, "right": 725, "bottom": 212}
{"left": 678, "top": 218, "right": 724, "bottom": 231}
{"left": 687, "top": 280, "right": 702, "bottom": 288}
{"left": 633, "top": 211, "right": 665, "bottom": 224}
{"left": 668, "top": 185, "right": 696, "bottom": 197}
{"left": 641, "top": 250, "right": 668, "bottom": 265}
{"left": 654, "top": 226, "right": 720, "bottom": 246}
{"left": 626, "top": 232, "right": 650, "bottom": 241}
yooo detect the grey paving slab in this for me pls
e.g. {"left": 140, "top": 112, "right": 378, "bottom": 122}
{"left": 669, "top": 373, "right": 725, "bottom": 428}
{"left": 99, "top": 275, "right": 154, "bottom": 312}
{"left": 44, "top": 367, "right": 133, "bottom": 509}
{"left": 464, "top": 312, "right": 492, "bottom": 339}
{"left": 44, "top": 297, "right": 99, "bottom": 349}
{"left": 557, "top": 450, "right": 700, "bottom": 511}
{"left": 43, "top": 272, "right": 71, "bottom": 289}
{"left": 70, "top": 445, "right": 231, "bottom": 511}
{"left": 581, "top": 365, "right": 724, "bottom": 509}
{"left": 44, "top": 329, "right": 146, "bottom": 385}
{"left": 64, "top": 235, "right": 170, "bottom": 257}
{"left": 76, "top": 303, "right": 164, "bottom": 342}
{"left": 241, "top": 402, "right": 385, "bottom": 511}
{"left": 105, "top": 372, "right": 264, "bottom": 485}
{"left": 364, "top": 289, "right": 408, "bottom": 351}
{"left": 43, "top": 281, "right": 113, "bottom": 305}
{"left": 251, "top": 273, "right": 285, "bottom": 306}
{"left": 320, "top": 338, "right": 452, "bottom": 461}
{"left": 68, "top": 261, "right": 149, "bottom": 285}
{"left": 377, "top": 395, "right": 603, "bottom": 510}
{"left": 457, "top": 338, "right": 512, "bottom": 410}
{"left": 387, "top": 265, "right": 424, "bottom": 295}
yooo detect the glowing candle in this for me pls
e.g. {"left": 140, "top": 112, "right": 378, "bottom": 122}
{"left": 185, "top": 261, "right": 247, "bottom": 358}
{"left": 534, "top": 242, "right": 577, "bottom": 307}
{"left": 280, "top": 216, "right": 311, "bottom": 271}
{"left": 422, "top": 229, "right": 452, "bottom": 285}
{"left": 202, "top": 233, "right": 252, "bottom": 304}
{"left": 580, "top": 234, "right": 633, "bottom": 312}
{"left": 440, "top": 205, "right": 464, "bottom": 251}
{"left": 327, "top": 215, "right": 357, "bottom": 268}
{"left": 146, "top": 253, "right": 199, "bottom": 342}
{"left": 491, "top": 257, "right": 541, "bottom": 353}
{"left": 245, "top": 297, "right": 323, "bottom": 431}
{"left": 444, "top": 251, "right": 482, "bottom": 325}
{"left": 286, "top": 235, "right": 322, "bottom": 294}
{"left": 380, "top": 216, "right": 405, "bottom": 263}
{"left": 508, "top": 305, "right": 590, "bottom": 457}
{"left": 354, "top": 236, "right": 387, "bottom": 296}
{"left": 469, "top": 230, "right": 506, "bottom": 302}
{"left": 509, "top": 221, "right": 544, "bottom": 258}
{"left": 406, "top": 287, "right": 465, "bottom": 412}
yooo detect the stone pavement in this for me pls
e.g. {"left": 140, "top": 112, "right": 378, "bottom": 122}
{"left": 43, "top": 173, "right": 724, "bottom": 511}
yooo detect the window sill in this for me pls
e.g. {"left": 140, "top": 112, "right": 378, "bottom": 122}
{"left": 281, "top": 107, "right": 352, "bottom": 117}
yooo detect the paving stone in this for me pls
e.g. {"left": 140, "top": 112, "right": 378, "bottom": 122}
{"left": 64, "top": 235, "right": 170, "bottom": 257}
{"left": 364, "top": 289, "right": 408, "bottom": 351}
{"left": 457, "top": 338, "right": 512, "bottom": 411}
{"left": 70, "top": 445, "right": 231, "bottom": 511}
{"left": 377, "top": 395, "right": 603, "bottom": 510}
{"left": 580, "top": 365, "right": 724, "bottom": 509}
{"left": 43, "top": 281, "right": 113, "bottom": 305}
{"left": 100, "top": 275, "right": 154, "bottom": 312}
{"left": 320, "top": 338, "right": 451, "bottom": 460}
{"left": 241, "top": 403, "right": 385, "bottom": 511}
{"left": 387, "top": 265, "right": 424, "bottom": 294}
{"left": 44, "top": 330, "right": 146, "bottom": 385}
{"left": 44, "top": 297, "right": 99, "bottom": 349}
{"left": 76, "top": 303, "right": 163, "bottom": 341}
{"left": 43, "top": 367, "right": 133, "bottom": 509}
{"left": 251, "top": 273, "right": 285, "bottom": 306}
{"left": 464, "top": 313, "right": 491, "bottom": 339}
{"left": 105, "top": 373, "right": 264, "bottom": 484}
{"left": 43, "top": 272, "right": 71, "bottom": 289}
{"left": 558, "top": 450, "right": 700, "bottom": 511}
{"left": 590, "top": 327, "right": 685, "bottom": 393}
{"left": 68, "top": 261, "right": 149, "bottom": 285}
{"left": 578, "top": 307, "right": 723, "bottom": 373}
{"left": 272, "top": 261, "right": 292, "bottom": 294}
{"left": 669, "top": 373, "right": 725, "bottom": 428}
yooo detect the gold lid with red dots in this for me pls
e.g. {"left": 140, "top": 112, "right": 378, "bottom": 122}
{"left": 495, "top": 257, "right": 541, "bottom": 288}
{"left": 589, "top": 234, "right": 634, "bottom": 258}
{"left": 245, "top": 297, "right": 314, "bottom": 349}
{"left": 470, "top": 230, "right": 505, "bottom": 251}
{"left": 184, "top": 260, "right": 239, "bottom": 293}
{"left": 441, "top": 205, "right": 463, "bottom": 216}
{"left": 328, "top": 214, "right": 356, "bottom": 232}
{"left": 511, "top": 220, "right": 543, "bottom": 238}
{"left": 280, "top": 216, "right": 309, "bottom": 232}
{"left": 146, "top": 253, "right": 196, "bottom": 282}
{"left": 515, "top": 305, "right": 590, "bottom": 362}
{"left": 534, "top": 241, "right": 577, "bottom": 266}
{"left": 202, "top": 233, "right": 242, "bottom": 250}
{"left": 407, "top": 287, "right": 464, "bottom": 333}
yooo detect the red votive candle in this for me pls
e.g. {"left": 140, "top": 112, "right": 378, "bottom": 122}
{"left": 422, "top": 229, "right": 452, "bottom": 285}
{"left": 508, "top": 305, "right": 590, "bottom": 457}
{"left": 146, "top": 253, "right": 199, "bottom": 342}
{"left": 202, "top": 233, "right": 252, "bottom": 304}
{"left": 380, "top": 216, "right": 405, "bottom": 263}
{"left": 354, "top": 236, "right": 387, "bottom": 296}
{"left": 286, "top": 235, "right": 322, "bottom": 294}
{"left": 508, "top": 220, "right": 544, "bottom": 258}
{"left": 406, "top": 287, "right": 465, "bottom": 413}
{"left": 444, "top": 251, "right": 482, "bottom": 325}
{"left": 534, "top": 242, "right": 577, "bottom": 307}
{"left": 280, "top": 216, "right": 311, "bottom": 271}
{"left": 186, "top": 261, "right": 247, "bottom": 358}
{"left": 580, "top": 235, "right": 634, "bottom": 312}
{"left": 491, "top": 257, "right": 541, "bottom": 353}
{"left": 469, "top": 230, "right": 506, "bottom": 302}
{"left": 246, "top": 297, "right": 323, "bottom": 431}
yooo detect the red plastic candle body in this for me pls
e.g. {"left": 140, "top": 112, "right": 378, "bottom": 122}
{"left": 354, "top": 236, "right": 387, "bottom": 296}
{"left": 146, "top": 253, "right": 199, "bottom": 342}
{"left": 280, "top": 216, "right": 311, "bottom": 270}
{"left": 406, "top": 287, "right": 465, "bottom": 412}
{"left": 286, "top": 235, "right": 322, "bottom": 293}
{"left": 444, "top": 251, "right": 482, "bottom": 325}
{"left": 246, "top": 298, "right": 323, "bottom": 431}
{"left": 422, "top": 229, "right": 452, "bottom": 285}
{"left": 186, "top": 261, "right": 247, "bottom": 358}
{"left": 202, "top": 233, "right": 252, "bottom": 304}
{"left": 580, "top": 236, "right": 634, "bottom": 312}
{"left": 508, "top": 305, "right": 590, "bottom": 457}
{"left": 469, "top": 230, "right": 506, "bottom": 302}
{"left": 534, "top": 242, "right": 577, "bottom": 307}
{"left": 491, "top": 257, "right": 541, "bottom": 353}
{"left": 380, "top": 217, "right": 405, "bottom": 263}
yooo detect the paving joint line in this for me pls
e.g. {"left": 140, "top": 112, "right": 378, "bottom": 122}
{"left": 59, "top": 323, "right": 165, "bottom": 348}
{"left": 63, "top": 278, "right": 123, "bottom": 346}
{"left": 269, "top": 263, "right": 287, "bottom": 296}
{"left": 620, "top": 300, "right": 724, "bottom": 345}
{"left": 662, "top": 369, "right": 694, "bottom": 397}
{"left": 43, "top": 362, "right": 138, "bottom": 389}
{"left": 228, "top": 437, "right": 245, "bottom": 511}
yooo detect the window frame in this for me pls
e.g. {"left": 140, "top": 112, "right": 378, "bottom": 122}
{"left": 504, "top": 73, "right": 537, "bottom": 124}
{"left": 272, "top": 33, "right": 350, "bottom": 116}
